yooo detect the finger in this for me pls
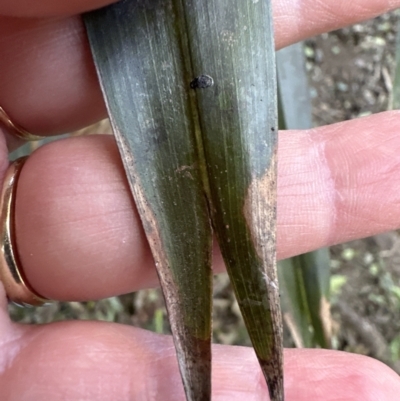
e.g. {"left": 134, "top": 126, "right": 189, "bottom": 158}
{"left": 0, "top": 312, "right": 399, "bottom": 400}
{"left": 0, "top": 0, "right": 398, "bottom": 23}
{"left": 0, "top": 0, "right": 117, "bottom": 18}
{"left": 273, "top": 0, "right": 400, "bottom": 48}
{"left": 14, "top": 111, "right": 400, "bottom": 301}
{"left": 1, "top": 0, "right": 399, "bottom": 135}
{"left": 0, "top": 17, "right": 106, "bottom": 136}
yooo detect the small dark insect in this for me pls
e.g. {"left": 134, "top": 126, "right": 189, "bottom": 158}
{"left": 190, "top": 75, "right": 214, "bottom": 89}
{"left": 271, "top": 127, "right": 275, "bottom": 131}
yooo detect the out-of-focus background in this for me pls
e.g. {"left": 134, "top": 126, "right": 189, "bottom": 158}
{"left": 9, "top": 10, "right": 400, "bottom": 373}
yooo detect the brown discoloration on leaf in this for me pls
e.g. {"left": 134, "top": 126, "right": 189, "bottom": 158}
{"left": 243, "top": 150, "right": 277, "bottom": 279}
{"left": 175, "top": 164, "right": 197, "bottom": 180}
{"left": 243, "top": 149, "right": 283, "bottom": 401}
{"left": 259, "top": 358, "right": 284, "bottom": 401}
{"left": 111, "top": 126, "right": 211, "bottom": 401}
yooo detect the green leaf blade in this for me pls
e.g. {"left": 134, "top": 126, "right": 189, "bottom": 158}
{"left": 85, "top": 2, "right": 213, "bottom": 399}
{"left": 297, "top": 250, "right": 332, "bottom": 348}
{"left": 181, "top": 1, "right": 283, "bottom": 399}
{"left": 278, "top": 258, "right": 314, "bottom": 349}
{"left": 85, "top": 0, "right": 283, "bottom": 399}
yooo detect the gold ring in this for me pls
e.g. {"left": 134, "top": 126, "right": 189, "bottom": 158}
{"left": 0, "top": 157, "right": 50, "bottom": 307}
{"left": 0, "top": 106, "right": 44, "bottom": 142}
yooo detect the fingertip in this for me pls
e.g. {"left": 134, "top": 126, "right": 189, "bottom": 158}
{"left": 0, "top": 0, "right": 118, "bottom": 18}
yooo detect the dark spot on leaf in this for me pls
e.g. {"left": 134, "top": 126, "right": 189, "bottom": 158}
{"left": 190, "top": 75, "right": 214, "bottom": 89}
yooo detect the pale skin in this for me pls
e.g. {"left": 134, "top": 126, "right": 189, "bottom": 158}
{"left": 0, "top": 0, "right": 400, "bottom": 399}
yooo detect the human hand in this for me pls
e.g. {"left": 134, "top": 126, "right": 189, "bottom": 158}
{"left": 0, "top": 0, "right": 400, "bottom": 399}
